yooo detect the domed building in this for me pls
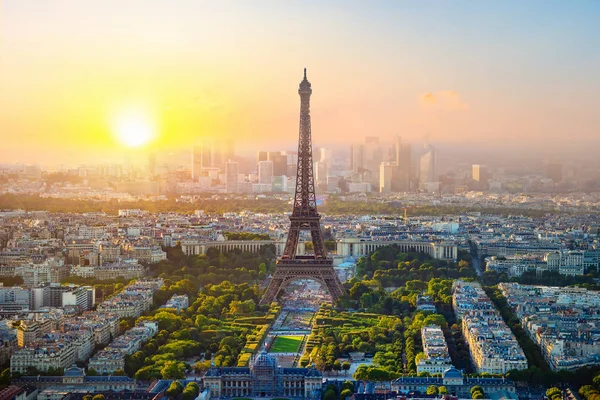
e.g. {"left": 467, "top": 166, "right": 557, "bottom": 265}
{"left": 203, "top": 351, "right": 322, "bottom": 399}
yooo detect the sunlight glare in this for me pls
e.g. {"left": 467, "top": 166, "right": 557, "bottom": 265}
{"left": 113, "top": 110, "right": 155, "bottom": 148}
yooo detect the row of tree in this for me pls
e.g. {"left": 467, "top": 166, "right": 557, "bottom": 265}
{"left": 0, "top": 193, "right": 572, "bottom": 217}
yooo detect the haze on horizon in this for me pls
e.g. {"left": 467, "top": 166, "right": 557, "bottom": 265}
{"left": 1, "top": 0, "right": 599, "bottom": 165}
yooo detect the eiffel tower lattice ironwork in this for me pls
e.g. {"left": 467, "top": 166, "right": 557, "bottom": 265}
{"left": 260, "top": 69, "right": 346, "bottom": 306}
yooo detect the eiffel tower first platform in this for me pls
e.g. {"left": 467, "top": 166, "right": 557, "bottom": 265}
{"left": 260, "top": 69, "right": 346, "bottom": 306}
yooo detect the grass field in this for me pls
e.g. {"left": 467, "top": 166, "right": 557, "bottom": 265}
{"left": 269, "top": 335, "right": 303, "bottom": 353}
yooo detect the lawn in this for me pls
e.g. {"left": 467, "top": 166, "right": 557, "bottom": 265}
{"left": 269, "top": 335, "right": 303, "bottom": 353}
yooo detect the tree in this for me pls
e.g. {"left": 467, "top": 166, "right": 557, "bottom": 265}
{"left": 353, "top": 364, "right": 369, "bottom": 381}
{"left": 415, "top": 352, "right": 427, "bottom": 364}
{"left": 185, "top": 381, "right": 200, "bottom": 397}
{"left": 333, "top": 360, "right": 342, "bottom": 375}
{"left": 119, "top": 319, "right": 131, "bottom": 332}
{"left": 426, "top": 385, "right": 439, "bottom": 395}
{"left": 161, "top": 361, "right": 185, "bottom": 379}
{"left": 471, "top": 386, "right": 485, "bottom": 399}
{"left": 324, "top": 390, "right": 337, "bottom": 400}
{"left": 341, "top": 380, "right": 353, "bottom": 392}
{"left": 83, "top": 396, "right": 93, "bottom": 400}
{"left": 546, "top": 388, "right": 562, "bottom": 400}
{"left": 439, "top": 386, "right": 448, "bottom": 395}
{"left": 580, "top": 385, "right": 598, "bottom": 398}
{"left": 342, "top": 361, "right": 351, "bottom": 375}
{"left": 341, "top": 388, "right": 353, "bottom": 399}
{"left": 92, "top": 395, "right": 106, "bottom": 400}
{"left": 165, "top": 380, "right": 184, "bottom": 399}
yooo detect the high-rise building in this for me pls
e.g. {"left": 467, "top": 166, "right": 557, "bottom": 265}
{"left": 225, "top": 161, "right": 239, "bottom": 193}
{"left": 419, "top": 145, "right": 437, "bottom": 189}
{"left": 472, "top": 164, "right": 489, "bottom": 190}
{"left": 192, "top": 145, "right": 211, "bottom": 181}
{"left": 258, "top": 160, "right": 274, "bottom": 185}
{"left": 257, "top": 151, "right": 287, "bottom": 176}
{"left": 268, "top": 152, "right": 288, "bottom": 176}
{"left": 314, "top": 161, "right": 327, "bottom": 185}
{"left": 379, "top": 162, "right": 395, "bottom": 193}
{"left": 209, "top": 139, "right": 232, "bottom": 170}
{"left": 319, "top": 148, "right": 333, "bottom": 177}
{"left": 364, "top": 136, "right": 383, "bottom": 186}
{"left": 351, "top": 144, "right": 364, "bottom": 173}
{"left": 257, "top": 151, "right": 268, "bottom": 163}
{"left": 394, "top": 138, "right": 412, "bottom": 192}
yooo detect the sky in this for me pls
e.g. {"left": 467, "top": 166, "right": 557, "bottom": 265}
{"left": 1, "top": 0, "right": 599, "bottom": 165}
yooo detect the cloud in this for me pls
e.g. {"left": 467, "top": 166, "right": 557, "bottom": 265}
{"left": 419, "top": 91, "right": 469, "bottom": 110}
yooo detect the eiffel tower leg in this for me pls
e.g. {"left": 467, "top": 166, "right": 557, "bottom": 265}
{"left": 260, "top": 276, "right": 285, "bottom": 306}
{"left": 283, "top": 221, "right": 301, "bottom": 258}
{"left": 320, "top": 270, "right": 345, "bottom": 300}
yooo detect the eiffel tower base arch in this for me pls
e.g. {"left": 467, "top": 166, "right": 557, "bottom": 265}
{"left": 259, "top": 259, "right": 345, "bottom": 306}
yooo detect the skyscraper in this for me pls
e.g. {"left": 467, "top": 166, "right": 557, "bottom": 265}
{"left": 364, "top": 136, "right": 383, "bottom": 187}
{"left": 351, "top": 144, "right": 364, "bottom": 173}
{"left": 258, "top": 160, "right": 274, "bottom": 185}
{"left": 472, "top": 164, "right": 489, "bottom": 190}
{"left": 419, "top": 145, "right": 437, "bottom": 188}
{"left": 192, "top": 146, "right": 202, "bottom": 181}
{"left": 257, "top": 151, "right": 268, "bottom": 163}
{"left": 192, "top": 144, "right": 211, "bottom": 181}
{"left": 225, "top": 161, "right": 239, "bottom": 193}
{"left": 379, "top": 162, "right": 395, "bottom": 193}
{"left": 268, "top": 152, "right": 288, "bottom": 176}
{"left": 314, "top": 161, "right": 327, "bottom": 185}
{"left": 319, "top": 147, "right": 333, "bottom": 177}
{"left": 394, "top": 138, "right": 412, "bottom": 192}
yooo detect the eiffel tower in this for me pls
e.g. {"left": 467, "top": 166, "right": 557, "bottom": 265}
{"left": 260, "top": 69, "right": 345, "bottom": 306}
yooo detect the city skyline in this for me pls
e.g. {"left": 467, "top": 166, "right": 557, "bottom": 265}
{"left": 2, "top": 1, "right": 600, "bottom": 164}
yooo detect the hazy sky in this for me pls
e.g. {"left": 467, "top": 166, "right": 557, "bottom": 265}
{"left": 1, "top": 1, "right": 599, "bottom": 165}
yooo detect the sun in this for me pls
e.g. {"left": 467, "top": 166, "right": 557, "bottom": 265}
{"left": 113, "top": 111, "right": 155, "bottom": 147}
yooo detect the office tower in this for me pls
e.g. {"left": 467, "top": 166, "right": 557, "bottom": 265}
{"left": 351, "top": 144, "right": 365, "bottom": 173}
{"left": 419, "top": 145, "right": 437, "bottom": 188}
{"left": 472, "top": 164, "right": 489, "bottom": 190}
{"left": 395, "top": 138, "right": 412, "bottom": 192}
{"left": 364, "top": 136, "right": 383, "bottom": 180}
{"left": 192, "top": 146, "right": 202, "bottom": 180}
{"left": 350, "top": 136, "right": 384, "bottom": 189}
{"left": 207, "top": 138, "right": 233, "bottom": 170}
{"left": 319, "top": 148, "right": 333, "bottom": 176}
{"left": 257, "top": 151, "right": 268, "bottom": 163}
{"left": 314, "top": 161, "right": 327, "bottom": 185}
{"left": 225, "top": 161, "right": 239, "bottom": 193}
{"left": 545, "top": 163, "right": 562, "bottom": 182}
{"left": 192, "top": 144, "right": 211, "bottom": 180}
{"left": 395, "top": 136, "right": 402, "bottom": 166}
{"left": 320, "top": 148, "right": 332, "bottom": 164}
{"left": 380, "top": 162, "right": 395, "bottom": 193}
{"left": 268, "top": 152, "right": 288, "bottom": 176}
{"left": 258, "top": 160, "right": 274, "bottom": 185}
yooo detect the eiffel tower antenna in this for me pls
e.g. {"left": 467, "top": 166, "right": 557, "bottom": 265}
{"left": 260, "top": 69, "right": 345, "bottom": 306}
